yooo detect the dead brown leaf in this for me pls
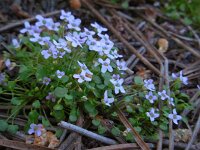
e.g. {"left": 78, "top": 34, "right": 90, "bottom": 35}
{"left": 174, "top": 129, "right": 192, "bottom": 143}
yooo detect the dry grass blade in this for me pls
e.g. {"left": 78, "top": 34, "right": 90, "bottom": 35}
{"left": 88, "top": 143, "right": 146, "bottom": 150}
{"left": 116, "top": 107, "right": 150, "bottom": 150}
{"left": 0, "top": 139, "right": 52, "bottom": 150}
{"left": 185, "top": 114, "right": 200, "bottom": 150}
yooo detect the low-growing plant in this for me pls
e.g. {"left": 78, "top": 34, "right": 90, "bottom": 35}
{"left": 164, "top": 0, "right": 200, "bottom": 27}
{"left": 0, "top": 10, "right": 193, "bottom": 140}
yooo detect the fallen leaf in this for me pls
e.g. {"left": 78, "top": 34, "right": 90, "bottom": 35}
{"left": 174, "top": 129, "right": 192, "bottom": 143}
{"left": 157, "top": 38, "right": 169, "bottom": 53}
{"left": 70, "top": 0, "right": 81, "bottom": 9}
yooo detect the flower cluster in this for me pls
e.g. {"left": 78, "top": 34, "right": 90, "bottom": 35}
{"left": 144, "top": 78, "right": 182, "bottom": 124}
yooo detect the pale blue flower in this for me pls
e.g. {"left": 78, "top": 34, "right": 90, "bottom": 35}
{"left": 60, "top": 10, "right": 74, "bottom": 22}
{"left": 145, "top": 91, "right": 157, "bottom": 103}
{"left": 158, "top": 90, "right": 169, "bottom": 100}
{"left": 56, "top": 70, "right": 65, "bottom": 78}
{"left": 168, "top": 109, "right": 182, "bottom": 125}
{"left": 104, "top": 90, "right": 114, "bottom": 106}
{"left": 28, "top": 123, "right": 43, "bottom": 136}
{"left": 80, "top": 27, "right": 95, "bottom": 38}
{"left": 110, "top": 78, "right": 125, "bottom": 94}
{"left": 42, "top": 77, "right": 51, "bottom": 85}
{"left": 46, "top": 92, "right": 56, "bottom": 102}
{"left": 144, "top": 79, "right": 155, "bottom": 91}
{"left": 73, "top": 71, "right": 92, "bottom": 83}
{"left": 67, "top": 18, "right": 81, "bottom": 31}
{"left": 91, "top": 22, "right": 107, "bottom": 33}
{"left": 146, "top": 108, "right": 159, "bottom": 122}
{"left": 98, "top": 58, "right": 113, "bottom": 73}
{"left": 116, "top": 60, "right": 127, "bottom": 71}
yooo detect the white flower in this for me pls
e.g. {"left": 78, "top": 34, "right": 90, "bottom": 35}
{"left": 77, "top": 61, "right": 93, "bottom": 75}
{"left": 108, "top": 49, "right": 123, "bottom": 59}
{"left": 12, "top": 39, "right": 20, "bottom": 48}
{"left": 168, "top": 97, "right": 175, "bottom": 106}
{"left": 172, "top": 71, "right": 188, "bottom": 85}
{"left": 91, "top": 22, "right": 108, "bottom": 33}
{"left": 98, "top": 58, "right": 113, "bottom": 73}
{"left": 146, "top": 108, "right": 159, "bottom": 122}
{"left": 35, "top": 15, "right": 53, "bottom": 28}
{"left": 98, "top": 33, "right": 114, "bottom": 48}
{"left": 86, "top": 37, "right": 100, "bottom": 51}
{"left": 60, "top": 10, "right": 74, "bottom": 22}
{"left": 73, "top": 72, "right": 92, "bottom": 83}
{"left": 104, "top": 90, "right": 114, "bottom": 106}
{"left": 30, "top": 33, "right": 50, "bottom": 45}
{"left": 144, "top": 79, "right": 155, "bottom": 91}
{"left": 110, "top": 78, "right": 125, "bottom": 94}
{"left": 56, "top": 70, "right": 65, "bottom": 78}
{"left": 179, "top": 71, "right": 188, "bottom": 85}
{"left": 80, "top": 27, "right": 95, "bottom": 38}
{"left": 67, "top": 18, "right": 81, "bottom": 31}
{"left": 116, "top": 60, "right": 127, "bottom": 71}
{"left": 53, "top": 38, "right": 71, "bottom": 53}
{"left": 65, "top": 32, "right": 82, "bottom": 48}
{"left": 168, "top": 109, "right": 182, "bottom": 125}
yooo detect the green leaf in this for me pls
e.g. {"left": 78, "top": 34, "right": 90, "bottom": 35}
{"left": 42, "top": 118, "right": 50, "bottom": 127}
{"left": 0, "top": 120, "right": 8, "bottom": 132}
{"left": 32, "top": 100, "right": 41, "bottom": 108}
{"left": 0, "top": 88, "right": 3, "bottom": 94}
{"left": 134, "top": 76, "right": 143, "bottom": 85}
{"left": 69, "top": 108, "right": 78, "bottom": 122}
{"left": 121, "top": 0, "right": 129, "bottom": 9}
{"left": 92, "top": 119, "right": 100, "bottom": 126}
{"left": 84, "top": 101, "right": 95, "bottom": 113}
{"left": 159, "top": 123, "right": 168, "bottom": 131}
{"left": 52, "top": 110, "right": 65, "bottom": 121}
{"left": 61, "top": 76, "right": 69, "bottom": 83}
{"left": 93, "top": 75, "right": 102, "bottom": 84}
{"left": 53, "top": 104, "right": 63, "bottom": 110}
{"left": 98, "top": 125, "right": 106, "bottom": 134}
{"left": 55, "top": 128, "right": 63, "bottom": 138}
{"left": 111, "top": 127, "right": 120, "bottom": 136}
{"left": 54, "top": 87, "right": 67, "bottom": 98}
{"left": 65, "top": 94, "right": 73, "bottom": 100}
{"left": 7, "top": 81, "right": 16, "bottom": 90}
{"left": 134, "top": 126, "right": 141, "bottom": 133}
{"left": 28, "top": 110, "right": 39, "bottom": 123}
{"left": 7, "top": 125, "right": 19, "bottom": 134}
{"left": 96, "top": 84, "right": 105, "bottom": 89}
{"left": 11, "top": 97, "right": 22, "bottom": 106}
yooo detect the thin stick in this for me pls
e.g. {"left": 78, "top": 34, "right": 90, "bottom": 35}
{"left": 185, "top": 114, "right": 200, "bottom": 150}
{"left": 88, "top": 143, "right": 154, "bottom": 150}
{"left": 58, "top": 121, "right": 117, "bottom": 145}
{"left": 164, "top": 59, "right": 174, "bottom": 150}
{"left": 81, "top": 0, "right": 161, "bottom": 76}
{"left": 0, "top": 10, "right": 60, "bottom": 33}
{"left": 116, "top": 107, "right": 150, "bottom": 150}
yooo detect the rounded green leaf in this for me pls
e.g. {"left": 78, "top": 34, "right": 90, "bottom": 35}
{"left": 0, "top": 120, "right": 8, "bottom": 132}
{"left": 54, "top": 87, "right": 67, "bottom": 98}
{"left": 7, "top": 125, "right": 19, "bottom": 134}
{"left": 53, "top": 104, "right": 64, "bottom": 110}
